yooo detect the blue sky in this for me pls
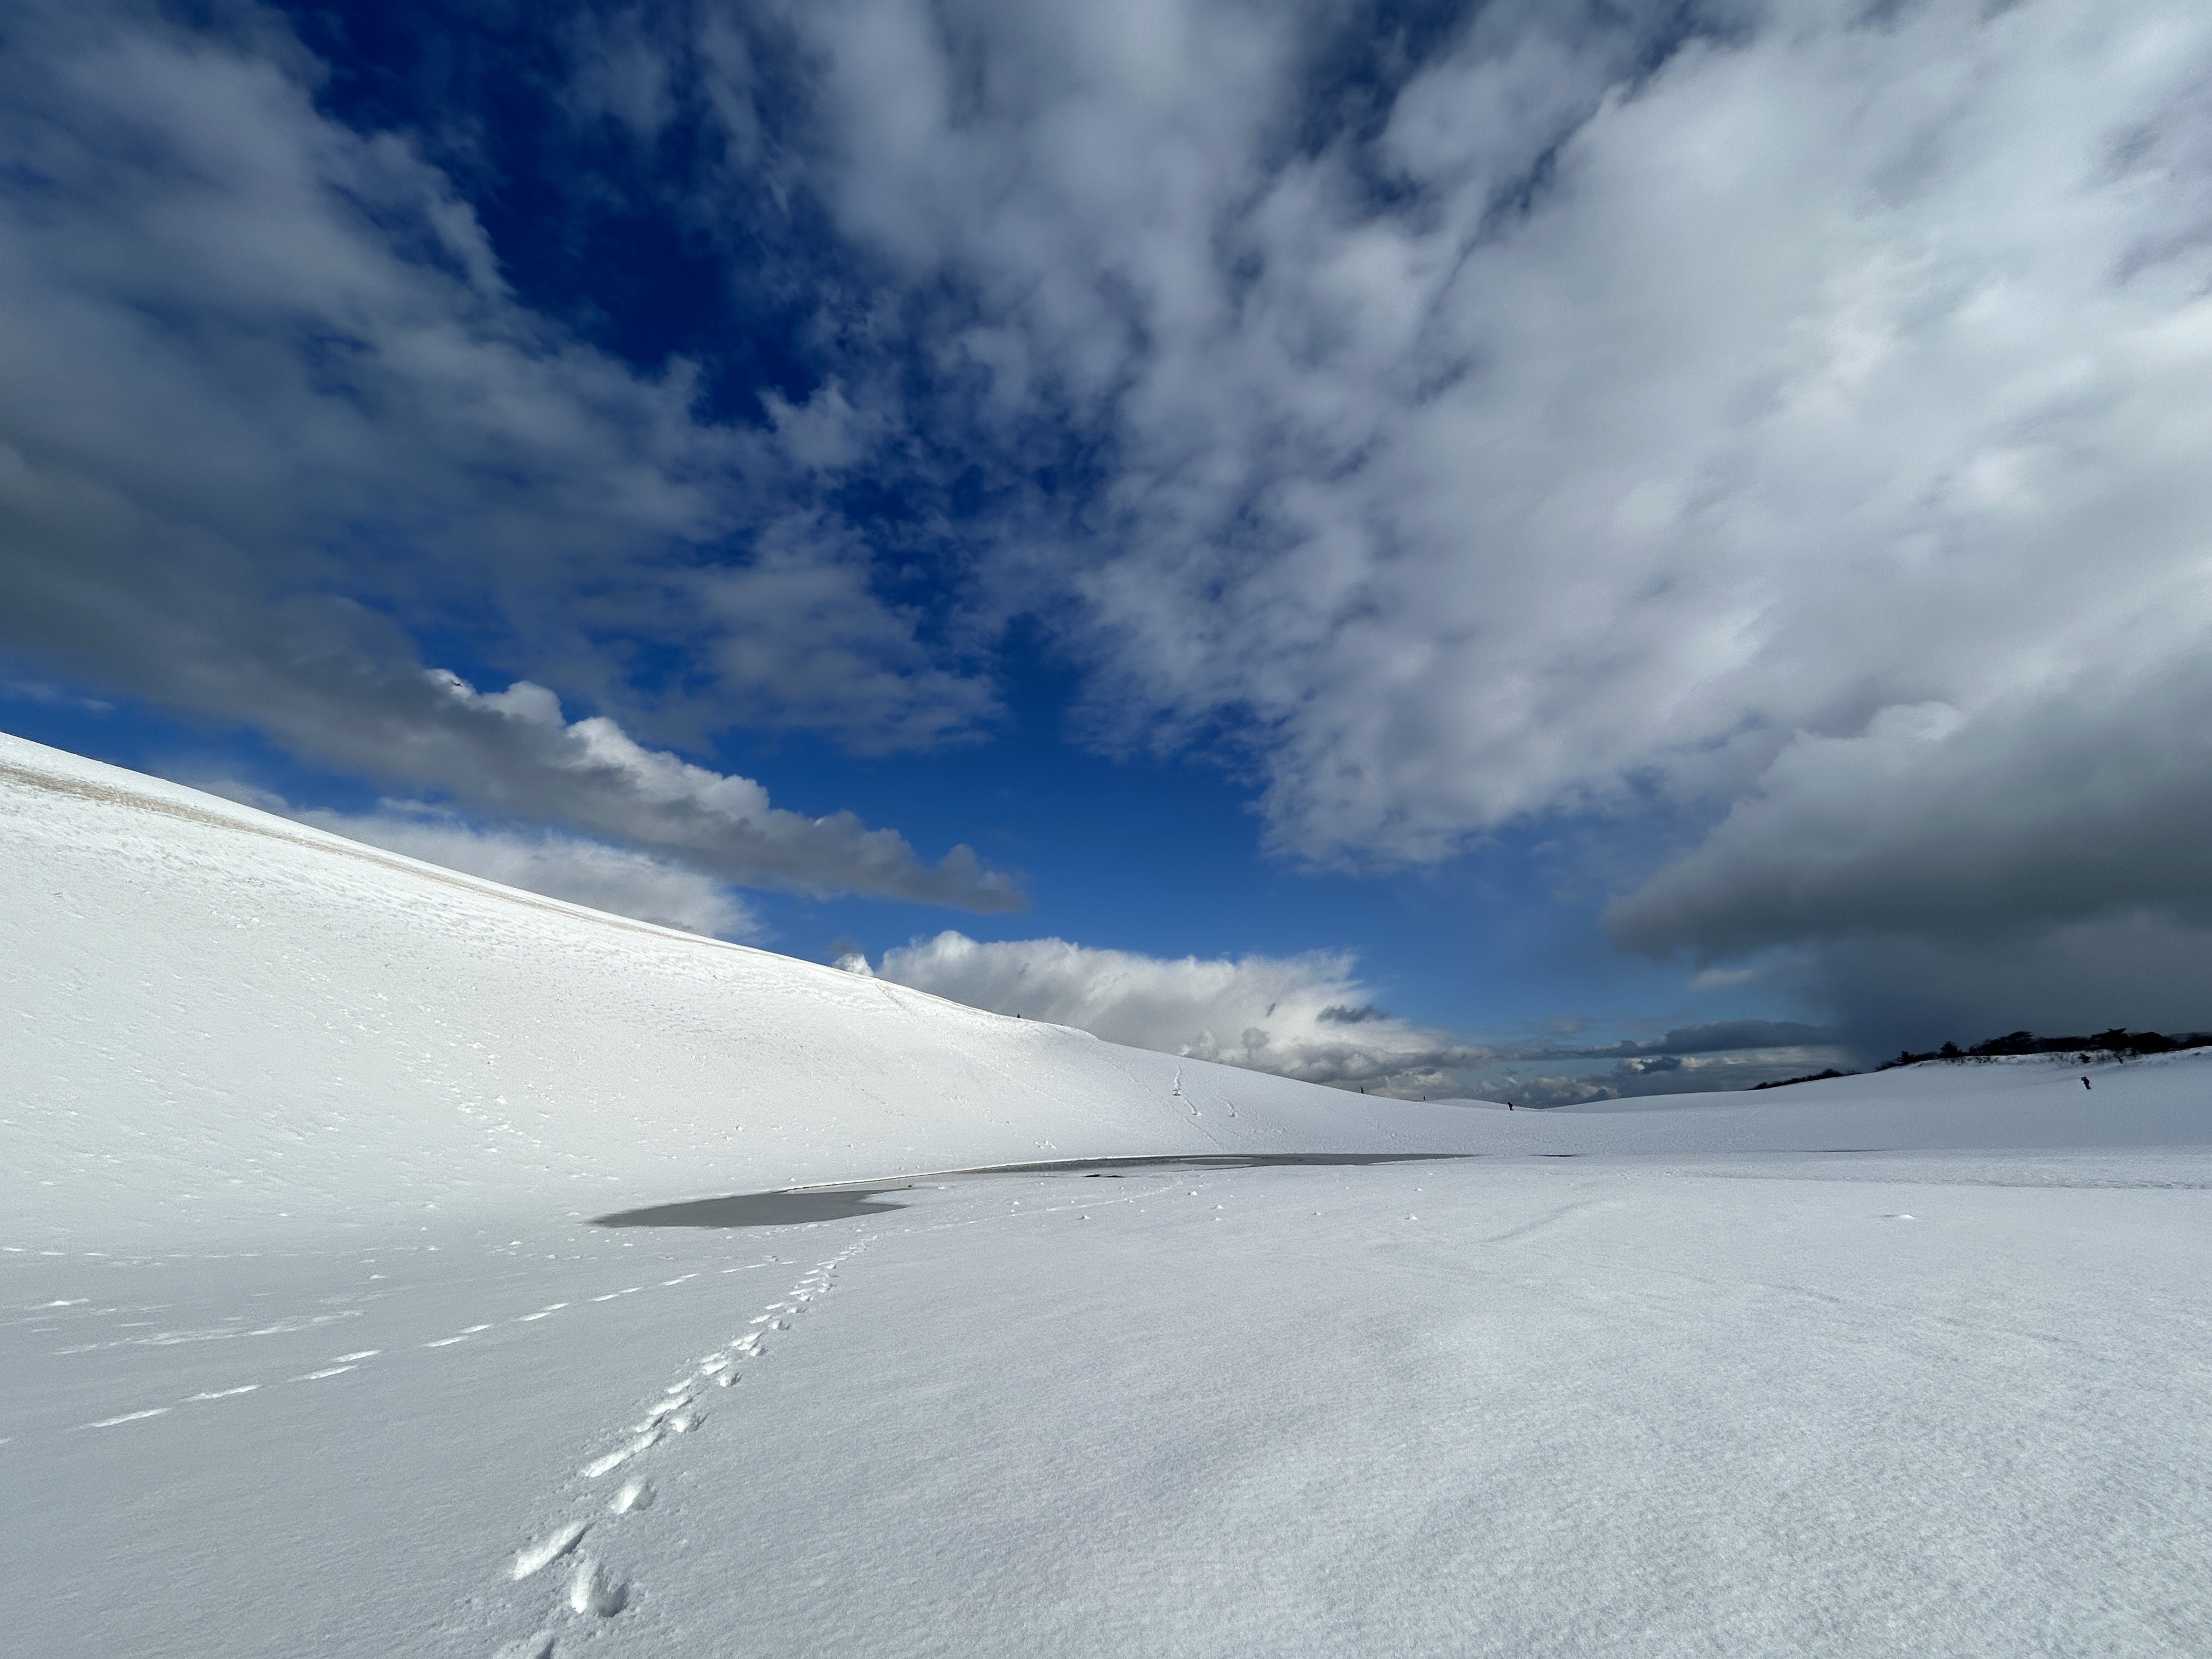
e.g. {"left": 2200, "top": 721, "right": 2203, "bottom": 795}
{"left": 4, "top": 0, "right": 2210, "bottom": 1101}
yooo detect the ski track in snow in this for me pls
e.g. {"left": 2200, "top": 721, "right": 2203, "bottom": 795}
{"left": 482, "top": 1238, "right": 871, "bottom": 1656}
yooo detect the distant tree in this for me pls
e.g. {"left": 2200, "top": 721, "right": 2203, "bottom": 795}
{"left": 1938, "top": 1041, "right": 1962, "bottom": 1059}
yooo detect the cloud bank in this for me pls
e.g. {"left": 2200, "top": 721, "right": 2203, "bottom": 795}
{"left": 875, "top": 932, "right": 1485, "bottom": 1096}
{"left": 871, "top": 934, "right": 1840, "bottom": 1098}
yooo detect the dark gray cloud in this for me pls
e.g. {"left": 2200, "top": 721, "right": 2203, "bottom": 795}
{"left": 1769, "top": 916, "right": 2212, "bottom": 1059}
{"left": 1509, "top": 1020, "right": 1835, "bottom": 1062}
{"left": 1488, "top": 1047, "right": 1852, "bottom": 1109}
{"left": 1317, "top": 1003, "right": 1389, "bottom": 1025}
{"left": 1607, "top": 653, "right": 2212, "bottom": 1043}
{"left": 1608, "top": 658, "right": 2212, "bottom": 960}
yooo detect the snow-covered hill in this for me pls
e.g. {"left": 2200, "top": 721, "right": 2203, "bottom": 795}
{"left": 0, "top": 732, "right": 1490, "bottom": 1247}
{"left": 6, "top": 732, "right": 2211, "bottom": 1659}
{"left": 9, "top": 730, "right": 2205, "bottom": 1251}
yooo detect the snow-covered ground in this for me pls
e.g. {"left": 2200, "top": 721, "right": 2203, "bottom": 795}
{"left": 5, "top": 732, "right": 2210, "bottom": 1656}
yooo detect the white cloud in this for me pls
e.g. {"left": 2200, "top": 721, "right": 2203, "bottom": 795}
{"left": 181, "top": 667, "right": 1023, "bottom": 911}
{"left": 874, "top": 931, "right": 1486, "bottom": 1095}
{"left": 386, "top": 673, "right": 1023, "bottom": 907}
{"left": 776, "top": 0, "right": 2212, "bottom": 901}
{"left": 873, "top": 933, "right": 1853, "bottom": 1096}
{"left": 289, "top": 803, "right": 763, "bottom": 940}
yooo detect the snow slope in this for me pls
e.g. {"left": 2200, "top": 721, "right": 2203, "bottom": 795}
{"left": 5, "top": 732, "right": 2211, "bottom": 1658}
{"left": 0, "top": 732, "right": 1492, "bottom": 1248}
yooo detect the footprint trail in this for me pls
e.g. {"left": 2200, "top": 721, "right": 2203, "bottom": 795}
{"left": 480, "top": 1239, "right": 871, "bottom": 1655}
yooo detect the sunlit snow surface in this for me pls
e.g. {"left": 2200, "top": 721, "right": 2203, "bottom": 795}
{"left": 4, "top": 732, "right": 2210, "bottom": 1657}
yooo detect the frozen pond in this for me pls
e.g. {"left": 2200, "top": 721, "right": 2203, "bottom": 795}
{"left": 591, "top": 1152, "right": 1479, "bottom": 1228}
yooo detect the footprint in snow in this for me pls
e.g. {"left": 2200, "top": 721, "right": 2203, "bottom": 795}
{"left": 492, "top": 1632, "right": 554, "bottom": 1659}
{"left": 511, "top": 1522, "right": 588, "bottom": 1581}
{"left": 610, "top": 1481, "right": 654, "bottom": 1515}
{"left": 580, "top": 1430, "right": 659, "bottom": 1479}
{"left": 566, "top": 1559, "right": 628, "bottom": 1617}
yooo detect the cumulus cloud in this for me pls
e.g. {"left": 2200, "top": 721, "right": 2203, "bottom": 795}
{"left": 873, "top": 932, "right": 1847, "bottom": 1098}
{"left": 874, "top": 932, "right": 1487, "bottom": 1096}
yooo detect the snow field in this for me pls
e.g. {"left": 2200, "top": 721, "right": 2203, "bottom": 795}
{"left": 6, "top": 732, "right": 2212, "bottom": 1655}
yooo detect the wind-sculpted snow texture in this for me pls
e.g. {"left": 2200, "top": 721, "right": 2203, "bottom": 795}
{"left": 4, "top": 733, "right": 2211, "bottom": 1656}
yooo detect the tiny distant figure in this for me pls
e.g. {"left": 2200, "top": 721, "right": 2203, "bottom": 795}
{"left": 1508, "top": 1101, "right": 1516, "bottom": 1111}
{"left": 2082, "top": 1076, "right": 2092, "bottom": 1091}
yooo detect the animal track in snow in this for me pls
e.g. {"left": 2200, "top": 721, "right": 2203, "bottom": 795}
{"left": 483, "top": 1239, "right": 871, "bottom": 1654}
{"left": 32, "top": 1261, "right": 816, "bottom": 1445}
{"left": 566, "top": 1559, "right": 628, "bottom": 1617}
{"left": 578, "top": 1430, "right": 660, "bottom": 1479}
{"left": 511, "top": 1522, "right": 588, "bottom": 1581}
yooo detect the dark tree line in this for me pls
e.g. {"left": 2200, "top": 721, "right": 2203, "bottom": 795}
{"left": 1877, "top": 1028, "right": 2211, "bottom": 1071}
{"left": 1753, "top": 1026, "right": 2210, "bottom": 1090}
